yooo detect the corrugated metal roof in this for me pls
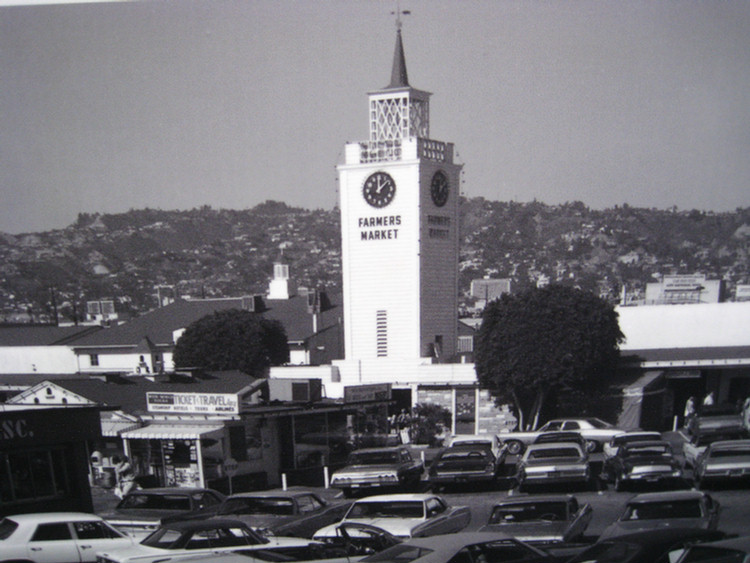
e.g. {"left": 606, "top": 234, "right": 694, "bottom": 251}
{"left": 121, "top": 423, "right": 224, "bottom": 440}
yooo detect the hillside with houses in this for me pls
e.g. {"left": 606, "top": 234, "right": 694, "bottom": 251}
{"left": 1, "top": 199, "right": 748, "bottom": 324}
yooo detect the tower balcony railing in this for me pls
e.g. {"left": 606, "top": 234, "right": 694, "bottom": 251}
{"left": 351, "top": 138, "right": 453, "bottom": 164}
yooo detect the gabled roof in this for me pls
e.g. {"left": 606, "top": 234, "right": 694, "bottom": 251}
{"left": 70, "top": 293, "right": 342, "bottom": 349}
{"left": 0, "top": 325, "right": 101, "bottom": 346}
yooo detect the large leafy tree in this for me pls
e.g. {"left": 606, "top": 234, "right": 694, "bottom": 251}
{"left": 173, "top": 309, "right": 289, "bottom": 377}
{"left": 475, "top": 285, "right": 624, "bottom": 430}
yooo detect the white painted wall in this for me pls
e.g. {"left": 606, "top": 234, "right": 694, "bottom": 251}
{"left": 0, "top": 346, "right": 79, "bottom": 374}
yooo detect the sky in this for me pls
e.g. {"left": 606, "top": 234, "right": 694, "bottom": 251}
{"left": 2, "top": 0, "right": 749, "bottom": 234}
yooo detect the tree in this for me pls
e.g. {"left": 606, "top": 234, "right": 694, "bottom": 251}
{"left": 474, "top": 285, "right": 624, "bottom": 430}
{"left": 409, "top": 403, "right": 452, "bottom": 446}
{"left": 173, "top": 309, "right": 289, "bottom": 377}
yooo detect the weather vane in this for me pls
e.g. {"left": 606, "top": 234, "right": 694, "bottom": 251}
{"left": 391, "top": 0, "right": 411, "bottom": 31}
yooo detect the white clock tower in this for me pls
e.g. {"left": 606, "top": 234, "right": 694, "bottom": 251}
{"left": 338, "top": 25, "right": 462, "bottom": 362}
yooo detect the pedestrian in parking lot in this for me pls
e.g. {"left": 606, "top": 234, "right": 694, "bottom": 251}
{"left": 112, "top": 454, "right": 137, "bottom": 498}
{"left": 684, "top": 396, "right": 696, "bottom": 427}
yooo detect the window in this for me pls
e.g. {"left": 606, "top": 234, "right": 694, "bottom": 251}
{"left": 1, "top": 449, "right": 70, "bottom": 503}
{"left": 74, "top": 521, "right": 122, "bottom": 540}
{"left": 32, "top": 523, "right": 72, "bottom": 541}
{"left": 376, "top": 310, "right": 388, "bottom": 357}
{"left": 89, "top": 354, "right": 99, "bottom": 367}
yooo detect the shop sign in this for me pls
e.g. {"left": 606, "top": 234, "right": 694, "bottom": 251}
{"left": 147, "top": 392, "right": 239, "bottom": 414}
{"left": 344, "top": 383, "right": 391, "bottom": 403}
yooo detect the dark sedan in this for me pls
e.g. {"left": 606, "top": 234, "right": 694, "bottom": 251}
{"left": 600, "top": 440, "right": 685, "bottom": 491}
{"left": 212, "top": 489, "right": 353, "bottom": 538}
{"left": 99, "top": 486, "right": 225, "bottom": 539}
{"left": 428, "top": 444, "right": 506, "bottom": 491}
{"left": 564, "top": 528, "right": 728, "bottom": 563}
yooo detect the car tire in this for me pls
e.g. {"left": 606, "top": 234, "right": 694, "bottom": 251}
{"left": 585, "top": 440, "right": 599, "bottom": 453}
{"left": 505, "top": 440, "right": 524, "bottom": 455}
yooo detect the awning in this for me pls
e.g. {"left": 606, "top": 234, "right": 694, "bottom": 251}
{"left": 121, "top": 423, "right": 224, "bottom": 440}
{"left": 101, "top": 419, "right": 142, "bottom": 437}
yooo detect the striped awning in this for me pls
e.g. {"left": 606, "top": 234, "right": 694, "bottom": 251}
{"left": 121, "top": 423, "right": 224, "bottom": 440}
{"left": 101, "top": 419, "right": 142, "bottom": 437}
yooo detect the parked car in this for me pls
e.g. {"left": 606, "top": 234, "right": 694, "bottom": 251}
{"left": 0, "top": 512, "right": 134, "bottom": 563}
{"left": 203, "top": 489, "right": 353, "bottom": 538}
{"left": 600, "top": 440, "right": 685, "bottom": 491}
{"left": 533, "top": 431, "right": 589, "bottom": 452}
{"left": 499, "top": 418, "right": 623, "bottom": 455}
{"left": 687, "top": 405, "right": 744, "bottom": 436}
{"left": 515, "top": 442, "right": 592, "bottom": 492}
{"left": 603, "top": 431, "right": 663, "bottom": 458}
{"left": 683, "top": 428, "right": 749, "bottom": 468}
{"left": 314, "top": 522, "right": 401, "bottom": 555}
{"left": 693, "top": 439, "right": 750, "bottom": 489}
{"left": 564, "top": 528, "right": 729, "bottom": 563}
{"left": 312, "top": 493, "right": 471, "bottom": 540}
{"left": 428, "top": 443, "right": 506, "bottom": 491}
{"left": 444, "top": 434, "right": 505, "bottom": 459}
{"left": 95, "top": 518, "right": 312, "bottom": 563}
{"left": 356, "top": 532, "right": 553, "bottom": 563}
{"left": 329, "top": 447, "right": 424, "bottom": 497}
{"left": 99, "top": 486, "right": 225, "bottom": 539}
{"left": 478, "top": 494, "right": 593, "bottom": 545}
{"left": 674, "top": 534, "right": 750, "bottom": 563}
{"left": 598, "top": 490, "right": 721, "bottom": 540}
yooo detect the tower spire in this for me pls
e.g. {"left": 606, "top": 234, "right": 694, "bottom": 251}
{"left": 388, "top": 3, "right": 410, "bottom": 88}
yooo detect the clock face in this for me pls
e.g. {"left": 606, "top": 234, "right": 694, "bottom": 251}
{"left": 363, "top": 171, "right": 396, "bottom": 208}
{"left": 430, "top": 170, "right": 450, "bottom": 207}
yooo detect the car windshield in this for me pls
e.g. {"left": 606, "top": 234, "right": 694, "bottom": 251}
{"left": 566, "top": 540, "right": 641, "bottom": 563}
{"left": 219, "top": 497, "right": 295, "bottom": 516}
{"left": 528, "top": 447, "right": 581, "bottom": 460}
{"left": 347, "top": 501, "right": 424, "bottom": 519}
{"left": 679, "top": 545, "right": 747, "bottom": 562}
{"left": 360, "top": 545, "right": 434, "bottom": 563}
{"left": 0, "top": 518, "right": 19, "bottom": 540}
{"left": 117, "top": 493, "right": 191, "bottom": 511}
{"left": 622, "top": 500, "right": 703, "bottom": 521}
{"left": 349, "top": 452, "right": 400, "bottom": 465}
{"left": 440, "top": 449, "right": 491, "bottom": 461}
{"left": 141, "top": 525, "right": 264, "bottom": 549}
{"left": 489, "top": 502, "right": 568, "bottom": 523}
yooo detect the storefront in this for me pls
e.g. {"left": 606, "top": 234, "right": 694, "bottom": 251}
{"left": 0, "top": 405, "right": 101, "bottom": 517}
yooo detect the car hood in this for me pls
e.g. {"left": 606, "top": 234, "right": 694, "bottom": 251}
{"left": 220, "top": 514, "right": 293, "bottom": 530}
{"left": 600, "top": 518, "right": 710, "bottom": 540}
{"left": 315, "top": 518, "right": 422, "bottom": 539}
{"left": 96, "top": 536, "right": 309, "bottom": 560}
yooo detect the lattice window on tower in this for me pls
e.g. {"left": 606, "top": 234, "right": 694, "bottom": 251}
{"left": 409, "top": 99, "right": 429, "bottom": 138}
{"left": 376, "top": 310, "right": 388, "bottom": 357}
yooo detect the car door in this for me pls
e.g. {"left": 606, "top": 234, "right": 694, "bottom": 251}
{"left": 72, "top": 520, "right": 133, "bottom": 562}
{"left": 26, "top": 521, "right": 82, "bottom": 563}
{"left": 568, "top": 501, "right": 593, "bottom": 542}
{"left": 413, "top": 498, "right": 448, "bottom": 537}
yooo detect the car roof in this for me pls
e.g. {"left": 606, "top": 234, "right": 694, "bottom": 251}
{"left": 709, "top": 439, "right": 750, "bottom": 449}
{"left": 448, "top": 434, "right": 496, "bottom": 442}
{"left": 589, "top": 528, "right": 726, "bottom": 546}
{"left": 622, "top": 440, "right": 671, "bottom": 449}
{"left": 354, "top": 493, "right": 436, "bottom": 502}
{"left": 227, "top": 490, "right": 317, "bottom": 500}
{"left": 127, "top": 487, "right": 217, "bottom": 494}
{"left": 350, "top": 446, "right": 405, "bottom": 454}
{"left": 162, "top": 518, "right": 250, "bottom": 531}
{"left": 690, "top": 535, "right": 750, "bottom": 550}
{"left": 526, "top": 442, "right": 583, "bottom": 451}
{"left": 628, "top": 490, "right": 708, "bottom": 503}
{"left": 492, "top": 494, "right": 577, "bottom": 506}
{"left": 4, "top": 512, "right": 104, "bottom": 523}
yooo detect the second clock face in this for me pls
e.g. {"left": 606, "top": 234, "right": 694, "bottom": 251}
{"left": 431, "top": 170, "right": 450, "bottom": 207}
{"left": 363, "top": 171, "right": 396, "bottom": 208}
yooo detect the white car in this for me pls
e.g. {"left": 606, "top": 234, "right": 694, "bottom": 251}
{"left": 0, "top": 512, "right": 134, "bottom": 563}
{"left": 312, "top": 493, "right": 471, "bottom": 540}
{"left": 499, "top": 418, "right": 623, "bottom": 455}
{"left": 95, "top": 518, "right": 312, "bottom": 563}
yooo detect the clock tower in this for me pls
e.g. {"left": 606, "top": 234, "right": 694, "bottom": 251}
{"left": 338, "top": 25, "right": 462, "bottom": 362}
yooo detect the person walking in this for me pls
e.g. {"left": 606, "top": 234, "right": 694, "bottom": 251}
{"left": 112, "top": 454, "right": 137, "bottom": 498}
{"left": 683, "top": 396, "right": 696, "bottom": 427}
